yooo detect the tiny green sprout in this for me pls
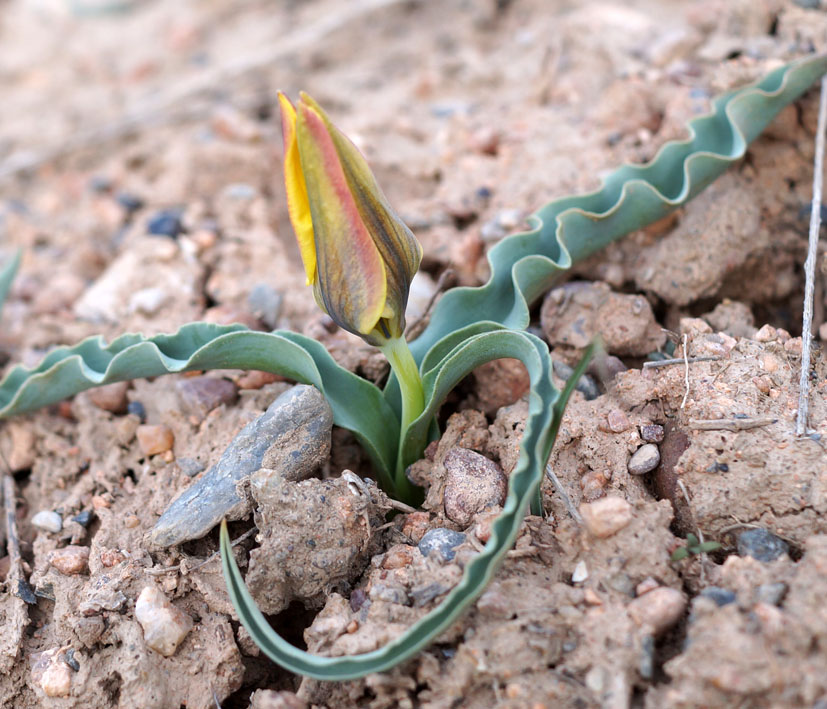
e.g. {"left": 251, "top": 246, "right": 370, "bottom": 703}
{"left": 671, "top": 533, "right": 723, "bottom": 562}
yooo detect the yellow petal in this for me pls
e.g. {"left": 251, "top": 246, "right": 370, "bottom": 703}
{"left": 278, "top": 92, "right": 316, "bottom": 286}
{"left": 296, "top": 99, "right": 388, "bottom": 335}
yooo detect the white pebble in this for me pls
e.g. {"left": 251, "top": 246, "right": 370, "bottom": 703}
{"left": 572, "top": 560, "right": 589, "bottom": 583}
{"left": 135, "top": 586, "right": 193, "bottom": 656}
{"left": 129, "top": 287, "right": 167, "bottom": 316}
{"left": 31, "top": 510, "right": 62, "bottom": 534}
{"left": 627, "top": 444, "right": 661, "bottom": 475}
{"left": 41, "top": 660, "right": 72, "bottom": 697}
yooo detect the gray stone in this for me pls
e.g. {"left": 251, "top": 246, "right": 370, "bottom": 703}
{"left": 148, "top": 385, "right": 333, "bottom": 548}
{"left": 640, "top": 424, "right": 665, "bottom": 443}
{"left": 418, "top": 528, "right": 466, "bottom": 563}
{"left": 699, "top": 586, "right": 736, "bottom": 607}
{"left": 552, "top": 359, "right": 600, "bottom": 400}
{"left": 756, "top": 582, "right": 788, "bottom": 606}
{"left": 628, "top": 444, "right": 661, "bottom": 475}
{"left": 247, "top": 284, "right": 283, "bottom": 330}
{"left": 736, "top": 528, "right": 789, "bottom": 562}
{"left": 31, "top": 510, "right": 62, "bottom": 534}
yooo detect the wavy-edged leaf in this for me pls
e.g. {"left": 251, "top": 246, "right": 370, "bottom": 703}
{"left": 221, "top": 329, "right": 574, "bottom": 680}
{"left": 0, "top": 323, "right": 400, "bottom": 494}
{"left": 0, "top": 249, "right": 21, "bottom": 319}
{"left": 409, "top": 54, "right": 827, "bottom": 361}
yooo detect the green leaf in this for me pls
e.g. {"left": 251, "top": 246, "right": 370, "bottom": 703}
{"left": 697, "top": 541, "right": 722, "bottom": 553}
{"left": 221, "top": 328, "right": 571, "bottom": 680}
{"left": 409, "top": 54, "right": 827, "bottom": 361}
{"left": 686, "top": 533, "right": 700, "bottom": 547}
{"left": 0, "top": 249, "right": 21, "bottom": 319}
{"left": 671, "top": 547, "right": 690, "bottom": 562}
{"left": 0, "top": 324, "right": 400, "bottom": 495}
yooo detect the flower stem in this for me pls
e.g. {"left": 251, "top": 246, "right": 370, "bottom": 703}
{"left": 381, "top": 336, "right": 424, "bottom": 433}
{"left": 380, "top": 335, "right": 425, "bottom": 501}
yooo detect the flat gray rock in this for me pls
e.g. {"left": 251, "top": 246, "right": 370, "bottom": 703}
{"left": 148, "top": 384, "right": 333, "bottom": 548}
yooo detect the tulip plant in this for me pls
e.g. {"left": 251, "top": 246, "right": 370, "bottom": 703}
{"left": 0, "top": 54, "right": 825, "bottom": 681}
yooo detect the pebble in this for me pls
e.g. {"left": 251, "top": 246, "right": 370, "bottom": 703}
{"left": 381, "top": 546, "right": 414, "bottom": 570}
{"left": 99, "top": 549, "right": 126, "bottom": 568}
{"left": 442, "top": 447, "right": 507, "bottom": 526}
{"left": 71, "top": 510, "right": 93, "bottom": 527}
{"left": 627, "top": 587, "right": 686, "bottom": 635}
{"left": 127, "top": 400, "right": 147, "bottom": 422}
{"left": 115, "top": 191, "right": 144, "bottom": 214}
{"left": 736, "top": 528, "right": 789, "bottom": 562}
{"left": 147, "top": 208, "right": 184, "bottom": 238}
{"left": 571, "top": 560, "right": 588, "bottom": 583}
{"left": 31, "top": 648, "right": 72, "bottom": 697}
{"left": 541, "top": 281, "right": 665, "bottom": 356}
{"left": 606, "top": 410, "right": 630, "bottom": 433}
{"left": 48, "top": 545, "right": 90, "bottom": 575}
{"left": 580, "top": 496, "right": 633, "bottom": 538}
{"left": 640, "top": 424, "right": 664, "bottom": 443}
{"left": 135, "top": 586, "right": 193, "bottom": 657}
{"left": 756, "top": 582, "right": 788, "bottom": 606}
{"left": 627, "top": 444, "right": 661, "bottom": 475}
{"left": 129, "top": 287, "right": 167, "bottom": 316}
{"left": 149, "top": 385, "right": 333, "bottom": 548}
{"left": 136, "top": 424, "right": 175, "bottom": 456}
{"left": 176, "top": 376, "right": 238, "bottom": 418}
{"left": 73, "top": 616, "right": 104, "bottom": 647}
{"left": 754, "top": 324, "right": 777, "bottom": 342}
{"left": 31, "top": 510, "right": 63, "bottom": 534}
{"left": 699, "top": 586, "right": 736, "bottom": 607}
{"left": 418, "top": 528, "right": 466, "bottom": 563}
{"left": 588, "top": 354, "right": 627, "bottom": 380}
{"left": 88, "top": 381, "right": 130, "bottom": 414}
{"left": 551, "top": 360, "right": 600, "bottom": 400}
{"left": 247, "top": 284, "right": 283, "bottom": 329}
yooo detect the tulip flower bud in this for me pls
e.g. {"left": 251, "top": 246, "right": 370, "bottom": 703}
{"left": 278, "top": 91, "right": 422, "bottom": 346}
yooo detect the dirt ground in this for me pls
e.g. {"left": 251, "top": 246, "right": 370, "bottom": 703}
{"left": 2, "top": 0, "right": 827, "bottom": 707}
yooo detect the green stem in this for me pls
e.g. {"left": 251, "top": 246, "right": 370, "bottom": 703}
{"left": 380, "top": 335, "right": 425, "bottom": 502}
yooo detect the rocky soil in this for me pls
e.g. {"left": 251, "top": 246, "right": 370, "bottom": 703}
{"left": 2, "top": 0, "right": 827, "bottom": 707}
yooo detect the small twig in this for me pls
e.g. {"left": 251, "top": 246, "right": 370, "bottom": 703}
{"left": 680, "top": 334, "right": 690, "bottom": 409}
{"left": 642, "top": 355, "right": 720, "bottom": 369}
{"left": 3, "top": 472, "right": 34, "bottom": 603}
{"left": 544, "top": 464, "right": 583, "bottom": 525}
{"left": 146, "top": 527, "right": 257, "bottom": 576}
{"left": 797, "top": 75, "right": 827, "bottom": 435}
{"left": 689, "top": 417, "right": 776, "bottom": 432}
